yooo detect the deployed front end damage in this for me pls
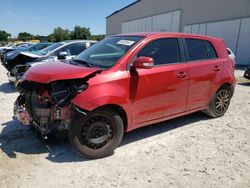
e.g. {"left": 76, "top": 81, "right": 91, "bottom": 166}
{"left": 14, "top": 75, "right": 94, "bottom": 135}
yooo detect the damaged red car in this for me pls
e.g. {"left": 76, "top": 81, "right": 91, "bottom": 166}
{"left": 14, "top": 32, "right": 236, "bottom": 158}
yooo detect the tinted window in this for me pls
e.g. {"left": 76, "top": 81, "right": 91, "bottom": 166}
{"left": 205, "top": 41, "right": 218, "bottom": 59}
{"left": 186, "top": 39, "right": 207, "bottom": 61}
{"left": 31, "top": 44, "right": 48, "bottom": 51}
{"left": 138, "top": 38, "right": 181, "bottom": 65}
{"left": 68, "top": 43, "right": 87, "bottom": 55}
{"left": 39, "top": 43, "right": 63, "bottom": 55}
{"left": 54, "top": 43, "right": 86, "bottom": 56}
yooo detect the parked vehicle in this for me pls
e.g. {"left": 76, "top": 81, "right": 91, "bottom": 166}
{"left": 0, "top": 42, "right": 32, "bottom": 62}
{"left": 227, "top": 48, "right": 236, "bottom": 64}
{"left": 2, "top": 40, "right": 96, "bottom": 83}
{"left": 0, "top": 43, "right": 15, "bottom": 50}
{"left": 244, "top": 66, "right": 250, "bottom": 80}
{"left": 14, "top": 32, "right": 236, "bottom": 159}
{"left": 5, "top": 42, "right": 53, "bottom": 58}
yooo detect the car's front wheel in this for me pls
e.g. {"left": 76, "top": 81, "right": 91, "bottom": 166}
{"left": 69, "top": 108, "right": 124, "bottom": 159}
{"left": 204, "top": 85, "right": 232, "bottom": 118}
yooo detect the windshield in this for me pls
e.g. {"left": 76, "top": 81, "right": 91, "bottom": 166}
{"left": 22, "top": 43, "right": 37, "bottom": 51}
{"left": 39, "top": 42, "right": 63, "bottom": 55}
{"left": 73, "top": 36, "right": 144, "bottom": 68}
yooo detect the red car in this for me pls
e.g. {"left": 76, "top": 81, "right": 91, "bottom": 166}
{"left": 15, "top": 32, "right": 236, "bottom": 158}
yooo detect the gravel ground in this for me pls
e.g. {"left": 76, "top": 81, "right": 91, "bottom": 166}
{"left": 0, "top": 65, "right": 249, "bottom": 188}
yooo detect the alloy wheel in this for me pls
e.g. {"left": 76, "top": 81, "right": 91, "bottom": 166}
{"left": 215, "top": 89, "right": 230, "bottom": 114}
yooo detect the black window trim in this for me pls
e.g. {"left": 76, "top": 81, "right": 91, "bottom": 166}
{"left": 184, "top": 38, "right": 219, "bottom": 63}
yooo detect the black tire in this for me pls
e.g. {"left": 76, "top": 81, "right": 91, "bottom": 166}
{"left": 204, "top": 85, "right": 232, "bottom": 118}
{"left": 69, "top": 108, "right": 124, "bottom": 159}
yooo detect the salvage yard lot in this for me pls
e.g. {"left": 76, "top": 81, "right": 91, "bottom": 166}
{"left": 0, "top": 65, "right": 249, "bottom": 188}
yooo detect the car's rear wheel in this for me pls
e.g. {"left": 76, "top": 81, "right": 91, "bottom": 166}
{"left": 204, "top": 86, "right": 232, "bottom": 118}
{"left": 69, "top": 108, "right": 124, "bottom": 159}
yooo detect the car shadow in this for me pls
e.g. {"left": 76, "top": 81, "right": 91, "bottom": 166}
{"left": 0, "top": 82, "right": 16, "bottom": 93}
{"left": 121, "top": 112, "right": 209, "bottom": 146}
{"left": 0, "top": 120, "right": 86, "bottom": 163}
{"left": 237, "top": 82, "right": 250, "bottom": 86}
{"left": 0, "top": 112, "right": 209, "bottom": 163}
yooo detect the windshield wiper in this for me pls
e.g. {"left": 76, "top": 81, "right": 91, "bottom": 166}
{"left": 71, "top": 58, "right": 93, "bottom": 67}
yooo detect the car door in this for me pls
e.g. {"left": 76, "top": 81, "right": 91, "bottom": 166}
{"left": 185, "top": 38, "right": 221, "bottom": 110}
{"left": 130, "top": 38, "right": 189, "bottom": 125}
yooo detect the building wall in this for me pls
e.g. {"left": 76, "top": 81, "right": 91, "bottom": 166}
{"left": 121, "top": 10, "right": 181, "bottom": 33}
{"left": 106, "top": 0, "right": 250, "bottom": 35}
{"left": 106, "top": 0, "right": 250, "bottom": 65}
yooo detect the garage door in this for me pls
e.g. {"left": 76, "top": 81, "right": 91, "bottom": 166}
{"left": 122, "top": 10, "right": 181, "bottom": 33}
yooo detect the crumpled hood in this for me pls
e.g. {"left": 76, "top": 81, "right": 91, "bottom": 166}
{"left": 24, "top": 61, "right": 100, "bottom": 83}
{"left": 20, "top": 51, "right": 44, "bottom": 58}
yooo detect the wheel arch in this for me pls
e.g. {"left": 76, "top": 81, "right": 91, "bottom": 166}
{"left": 93, "top": 104, "right": 128, "bottom": 132}
{"left": 217, "top": 82, "right": 234, "bottom": 95}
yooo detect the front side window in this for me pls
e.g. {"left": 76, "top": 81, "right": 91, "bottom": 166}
{"left": 73, "top": 36, "right": 144, "bottom": 68}
{"left": 137, "top": 38, "right": 181, "bottom": 65}
{"left": 186, "top": 39, "right": 207, "bottom": 61}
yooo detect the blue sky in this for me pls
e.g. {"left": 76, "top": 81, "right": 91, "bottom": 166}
{"left": 0, "top": 0, "right": 135, "bottom": 37}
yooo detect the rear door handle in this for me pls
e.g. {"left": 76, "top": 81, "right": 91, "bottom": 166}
{"left": 213, "top": 66, "right": 220, "bottom": 72}
{"left": 177, "top": 72, "right": 187, "bottom": 79}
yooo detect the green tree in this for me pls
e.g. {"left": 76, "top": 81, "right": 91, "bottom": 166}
{"left": 90, "top": 34, "right": 105, "bottom": 41}
{"left": 53, "top": 27, "right": 71, "bottom": 42}
{"left": 0, "top": 30, "right": 11, "bottom": 41}
{"left": 48, "top": 34, "right": 56, "bottom": 42}
{"left": 18, "top": 32, "right": 34, "bottom": 40}
{"left": 71, "top": 26, "right": 91, "bottom": 40}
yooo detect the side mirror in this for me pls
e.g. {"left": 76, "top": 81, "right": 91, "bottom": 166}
{"left": 133, "top": 56, "right": 154, "bottom": 69}
{"left": 58, "top": 51, "right": 68, "bottom": 60}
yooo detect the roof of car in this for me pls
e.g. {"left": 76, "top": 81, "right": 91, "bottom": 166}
{"left": 60, "top": 40, "right": 97, "bottom": 44}
{"left": 115, "top": 32, "right": 223, "bottom": 41}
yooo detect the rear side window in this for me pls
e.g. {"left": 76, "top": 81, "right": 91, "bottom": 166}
{"left": 138, "top": 38, "right": 181, "bottom": 65}
{"left": 186, "top": 39, "right": 207, "bottom": 61}
{"left": 205, "top": 41, "right": 218, "bottom": 59}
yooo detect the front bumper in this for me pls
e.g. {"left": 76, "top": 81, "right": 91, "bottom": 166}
{"left": 13, "top": 96, "right": 32, "bottom": 125}
{"left": 14, "top": 94, "right": 76, "bottom": 134}
{"left": 7, "top": 72, "right": 19, "bottom": 84}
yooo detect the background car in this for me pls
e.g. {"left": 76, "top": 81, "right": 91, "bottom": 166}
{"left": 0, "top": 43, "right": 15, "bottom": 50}
{"left": 244, "top": 66, "right": 250, "bottom": 80}
{"left": 3, "top": 40, "right": 97, "bottom": 83}
{"left": 3, "top": 42, "right": 54, "bottom": 62}
{"left": 0, "top": 42, "right": 32, "bottom": 62}
{"left": 227, "top": 48, "right": 236, "bottom": 64}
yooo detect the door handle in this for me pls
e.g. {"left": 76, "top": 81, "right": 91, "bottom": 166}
{"left": 177, "top": 72, "right": 187, "bottom": 79}
{"left": 213, "top": 66, "right": 220, "bottom": 72}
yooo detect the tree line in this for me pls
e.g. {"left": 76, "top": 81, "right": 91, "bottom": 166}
{"left": 0, "top": 26, "right": 105, "bottom": 43}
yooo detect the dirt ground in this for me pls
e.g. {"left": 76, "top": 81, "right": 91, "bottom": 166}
{"left": 0, "top": 64, "right": 249, "bottom": 188}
